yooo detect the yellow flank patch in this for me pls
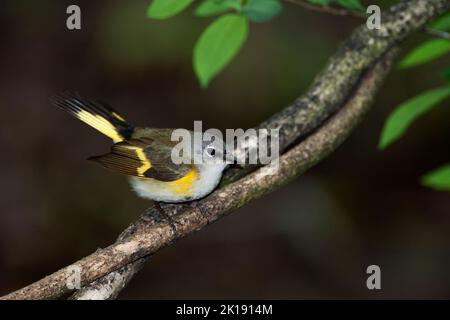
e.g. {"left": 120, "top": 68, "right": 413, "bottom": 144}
{"left": 76, "top": 110, "right": 123, "bottom": 142}
{"left": 165, "top": 168, "right": 198, "bottom": 196}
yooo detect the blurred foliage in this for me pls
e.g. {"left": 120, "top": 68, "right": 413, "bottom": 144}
{"left": 195, "top": 0, "right": 241, "bottom": 16}
{"left": 380, "top": 12, "right": 450, "bottom": 191}
{"left": 430, "top": 12, "right": 450, "bottom": 31}
{"left": 147, "top": 0, "right": 283, "bottom": 87}
{"left": 398, "top": 39, "right": 450, "bottom": 69}
{"left": 307, "top": 0, "right": 364, "bottom": 10}
{"left": 96, "top": 1, "right": 200, "bottom": 72}
{"left": 241, "top": 0, "right": 283, "bottom": 22}
{"left": 335, "top": 0, "right": 364, "bottom": 11}
{"left": 193, "top": 14, "right": 248, "bottom": 87}
{"left": 422, "top": 164, "right": 450, "bottom": 191}
{"left": 144, "top": 0, "right": 368, "bottom": 87}
{"left": 147, "top": 0, "right": 195, "bottom": 19}
{"left": 440, "top": 66, "right": 450, "bottom": 80}
{"left": 379, "top": 86, "right": 450, "bottom": 150}
{"left": 308, "top": 0, "right": 334, "bottom": 4}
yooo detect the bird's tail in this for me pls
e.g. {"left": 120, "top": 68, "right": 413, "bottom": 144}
{"left": 51, "top": 92, "right": 134, "bottom": 142}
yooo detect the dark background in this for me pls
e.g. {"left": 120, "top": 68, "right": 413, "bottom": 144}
{"left": 0, "top": 0, "right": 449, "bottom": 299}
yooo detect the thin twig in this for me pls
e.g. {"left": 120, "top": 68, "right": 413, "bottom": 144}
{"left": 285, "top": 0, "right": 365, "bottom": 18}
{"left": 424, "top": 27, "right": 450, "bottom": 40}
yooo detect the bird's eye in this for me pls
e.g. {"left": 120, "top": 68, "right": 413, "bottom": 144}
{"left": 207, "top": 147, "right": 216, "bottom": 156}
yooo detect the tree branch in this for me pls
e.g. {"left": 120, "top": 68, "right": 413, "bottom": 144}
{"left": 1, "top": 0, "right": 448, "bottom": 300}
{"left": 285, "top": 0, "right": 450, "bottom": 40}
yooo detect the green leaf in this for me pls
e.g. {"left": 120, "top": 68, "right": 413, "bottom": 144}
{"left": 399, "top": 39, "right": 450, "bottom": 69}
{"left": 307, "top": 0, "right": 333, "bottom": 4}
{"left": 195, "top": 1, "right": 229, "bottom": 17}
{"left": 194, "top": 14, "right": 249, "bottom": 87}
{"left": 421, "top": 164, "right": 450, "bottom": 191}
{"left": 430, "top": 12, "right": 450, "bottom": 31}
{"left": 378, "top": 86, "right": 450, "bottom": 149}
{"left": 195, "top": 0, "right": 241, "bottom": 17}
{"left": 242, "top": 0, "right": 282, "bottom": 23}
{"left": 147, "top": 0, "right": 194, "bottom": 19}
{"left": 336, "top": 0, "right": 364, "bottom": 11}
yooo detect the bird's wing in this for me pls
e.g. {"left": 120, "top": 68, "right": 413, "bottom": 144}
{"left": 89, "top": 137, "right": 192, "bottom": 181}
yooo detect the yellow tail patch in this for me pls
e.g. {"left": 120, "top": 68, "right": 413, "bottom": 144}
{"left": 75, "top": 110, "right": 123, "bottom": 142}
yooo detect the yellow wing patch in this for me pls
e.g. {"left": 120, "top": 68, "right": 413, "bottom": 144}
{"left": 76, "top": 110, "right": 123, "bottom": 142}
{"left": 122, "top": 146, "right": 152, "bottom": 176}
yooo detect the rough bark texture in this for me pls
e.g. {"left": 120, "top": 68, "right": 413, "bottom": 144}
{"left": 70, "top": 258, "right": 146, "bottom": 300}
{"left": 1, "top": 0, "right": 448, "bottom": 300}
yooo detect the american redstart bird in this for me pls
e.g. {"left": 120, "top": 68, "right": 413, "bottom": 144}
{"left": 51, "top": 92, "right": 229, "bottom": 203}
